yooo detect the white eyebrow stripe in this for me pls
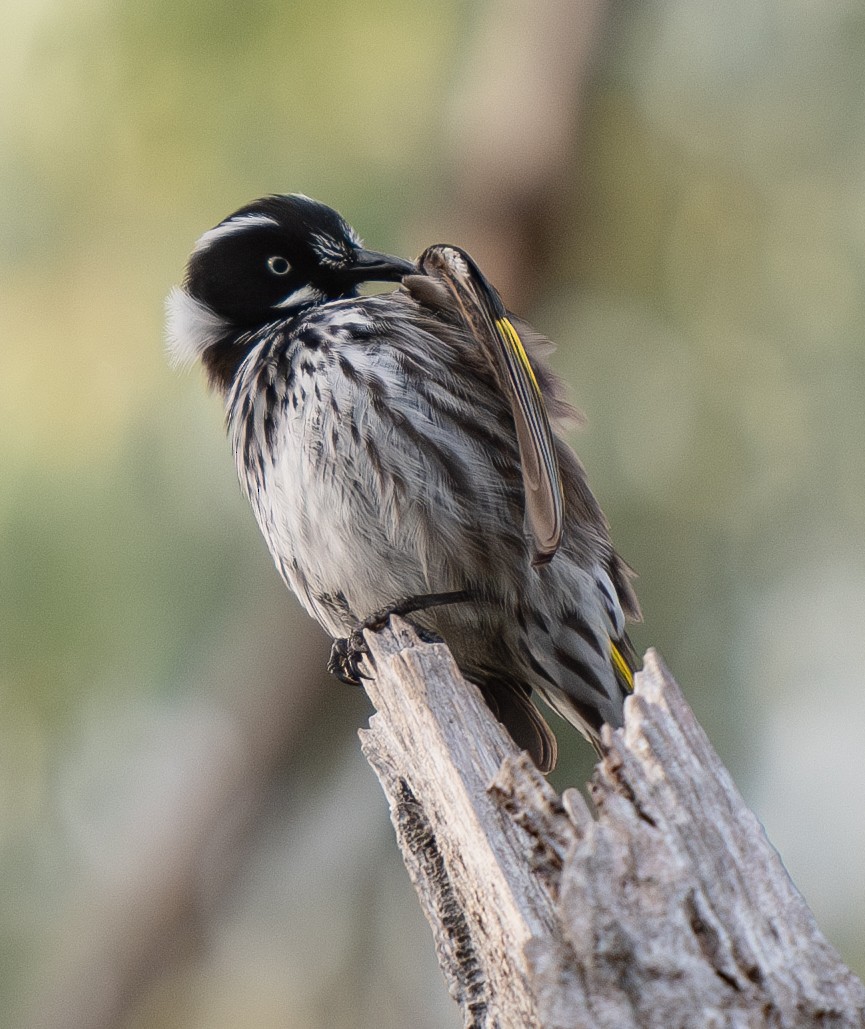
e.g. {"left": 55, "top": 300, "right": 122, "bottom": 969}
{"left": 274, "top": 284, "right": 323, "bottom": 309}
{"left": 193, "top": 213, "right": 279, "bottom": 254}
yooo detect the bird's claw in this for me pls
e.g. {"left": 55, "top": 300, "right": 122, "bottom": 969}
{"left": 328, "top": 604, "right": 404, "bottom": 686}
{"left": 328, "top": 593, "right": 469, "bottom": 686}
{"left": 327, "top": 631, "right": 373, "bottom": 687}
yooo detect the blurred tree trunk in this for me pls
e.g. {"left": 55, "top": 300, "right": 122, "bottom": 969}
{"left": 429, "top": 0, "right": 610, "bottom": 308}
{"left": 27, "top": 604, "right": 334, "bottom": 1029}
{"left": 360, "top": 619, "right": 865, "bottom": 1029}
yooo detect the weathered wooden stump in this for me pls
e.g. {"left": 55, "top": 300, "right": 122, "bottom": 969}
{"left": 359, "top": 618, "right": 865, "bottom": 1029}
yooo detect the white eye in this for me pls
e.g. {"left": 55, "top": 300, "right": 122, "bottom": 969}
{"left": 267, "top": 256, "right": 291, "bottom": 275}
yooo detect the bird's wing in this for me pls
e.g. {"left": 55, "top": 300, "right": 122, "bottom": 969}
{"left": 410, "top": 245, "right": 564, "bottom": 566}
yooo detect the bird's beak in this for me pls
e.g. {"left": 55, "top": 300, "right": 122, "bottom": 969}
{"left": 349, "top": 247, "right": 416, "bottom": 282}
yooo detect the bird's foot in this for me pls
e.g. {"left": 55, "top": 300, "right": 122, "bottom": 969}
{"left": 414, "top": 625, "right": 445, "bottom": 645}
{"left": 327, "top": 631, "right": 370, "bottom": 687}
{"left": 327, "top": 591, "right": 475, "bottom": 686}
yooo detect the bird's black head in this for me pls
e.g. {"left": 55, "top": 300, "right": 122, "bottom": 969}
{"left": 166, "top": 194, "right": 415, "bottom": 387}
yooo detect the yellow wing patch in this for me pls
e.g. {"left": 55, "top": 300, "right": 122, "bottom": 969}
{"left": 495, "top": 316, "right": 541, "bottom": 393}
{"left": 610, "top": 640, "right": 634, "bottom": 691}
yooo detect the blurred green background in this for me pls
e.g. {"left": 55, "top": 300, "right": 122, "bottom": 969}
{"left": 3, "top": 1, "right": 865, "bottom": 1026}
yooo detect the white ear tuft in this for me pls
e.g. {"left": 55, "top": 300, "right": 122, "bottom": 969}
{"left": 164, "top": 286, "right": 230, "bottom": 368}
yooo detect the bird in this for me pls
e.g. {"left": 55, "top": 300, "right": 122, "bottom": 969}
{"left": 166, "top": 193, "right": 640, "bottom": 772}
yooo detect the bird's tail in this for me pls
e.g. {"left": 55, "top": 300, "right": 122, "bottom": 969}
{"left": 476, "top": 678, "right": 558, "bottom": 774}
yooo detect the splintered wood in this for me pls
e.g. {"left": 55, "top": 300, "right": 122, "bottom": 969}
{"left": 359, "top": 618, "right": 865, "bottom": 1029}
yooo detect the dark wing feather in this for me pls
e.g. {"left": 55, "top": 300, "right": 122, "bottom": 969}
{"left": 476, "top": 678, "right": 557, "bottom": 774}
{"left": 409, "top": 245, "right": 564, "bottom": 566}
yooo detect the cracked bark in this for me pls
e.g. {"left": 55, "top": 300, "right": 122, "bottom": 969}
{"left": 359, "top": 617, "right": 865, "bottom": 1029}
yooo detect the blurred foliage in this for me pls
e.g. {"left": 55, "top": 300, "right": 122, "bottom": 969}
{"left": 2, "top": 0, "right": 865, "bottom": 1026}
